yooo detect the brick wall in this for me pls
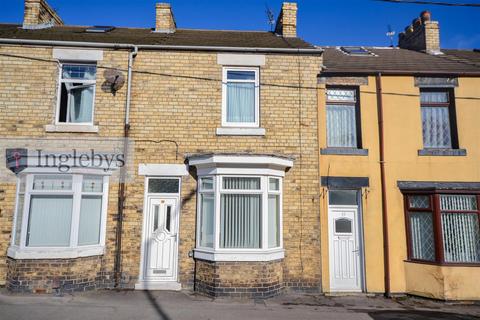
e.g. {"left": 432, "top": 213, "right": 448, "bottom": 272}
{"left": 0, "top": 45, "right": 322, "bottom": 295}
{"left": 6, "top": 256, "right": 113, "bottom": 293}
{"left": 195, "top": 259, "right": 284, "bottom": 298}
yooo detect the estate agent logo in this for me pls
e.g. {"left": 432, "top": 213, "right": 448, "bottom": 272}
{"left": 5, "top": 148, "right": 28, "bottom": 174}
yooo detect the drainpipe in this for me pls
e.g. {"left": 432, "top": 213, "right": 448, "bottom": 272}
{"left": 114, "top": 46, "right": 138, "bottom": 288}
{"left": 375, "top": 73, "right": 391, "bottom": 297}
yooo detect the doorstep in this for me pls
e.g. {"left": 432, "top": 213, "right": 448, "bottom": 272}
{"left": 134, "top": 281, "right": 181, "bottom": 291}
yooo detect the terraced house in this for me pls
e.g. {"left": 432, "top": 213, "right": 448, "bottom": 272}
{"left": 318, "top": 11, "right": 480, "bottom": 300}
{"left": 0, "top": 0, "right": 322, "bottom": 297}
{"left": 1, "top": 0, "right": 480, "bottom": 301}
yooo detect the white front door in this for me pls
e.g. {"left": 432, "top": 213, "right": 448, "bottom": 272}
{"left": 328, "top": 206, "right": 362, "bottom": 292}
{"left": 143, "top": 197, "right": 178, "bottom": 282}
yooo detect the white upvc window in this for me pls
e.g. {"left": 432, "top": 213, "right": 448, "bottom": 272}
{"left": 9, "top": 173, "right": 109, "bottom": 259}
{"left": 56, "top": 63, "right": 97, "bottom": 125}
{"left": 196, "top": 175, "right": 283, "bottom": 260}
{"left": 221, "top": 67, "right": 260, "bottom": 128}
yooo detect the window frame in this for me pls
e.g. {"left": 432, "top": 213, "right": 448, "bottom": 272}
{"left": 195, "top": 174, "right": 283, "bottom": 257}
{"left": 419, "top": 88, "right": 459, "bottom": 150}
{"left": 403, "top": 191, "right": 480, "bottom": 266}
{"left": 55, "top": 62, "right": 97, "bottom": 126}
{"left": 9, "top": 172, "right": 109, "bottom": 259}
{"left": 221, "top": 67, "right": 260, "bottom": 128}
{"left": 325, "top": 86, "right": 363, "bottom": 149}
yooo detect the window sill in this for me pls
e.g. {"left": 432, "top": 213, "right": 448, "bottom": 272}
{"left": 405, "top": 260, "right": 480, "bottom": 267}
{"left": 418, "top": 148, "right": 467, "bottom": 156}
{"left": 193, "top": 248, "right": 284, "bottom": 262}
{"left": 7, "top": 245, "right": 104, "bottom": 260}
{"left": 320, "top": 148, "right": 369, "bottom": 156}
{"left": 216, "top": 127, "right": 266, "bottom": 136}
{"left": 45, "top": 124, "right": 99, "bottom": 133}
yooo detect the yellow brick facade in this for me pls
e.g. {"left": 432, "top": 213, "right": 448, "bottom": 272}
{"left": 0, "top": 45, "right": 323, "bottom": 294}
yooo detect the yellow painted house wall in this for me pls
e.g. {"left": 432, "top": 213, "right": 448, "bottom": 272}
{"left": 319, "top": 76, "right": 480, "bottom": 300}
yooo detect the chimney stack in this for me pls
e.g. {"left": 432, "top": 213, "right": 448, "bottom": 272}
{"left": 398, "top": 11, "right": 441, "bottom": 55}
{"left": 23, "top": 0, "right": 63, "bottom": 29}
{"left": 155, "top": 3, "right": 176, "bottom": 33}
{"left": 275, "top": 2, "right": 297, "bottom": 38}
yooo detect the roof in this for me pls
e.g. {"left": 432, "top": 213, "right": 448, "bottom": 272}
{"left": 0, "top": 23, "right": 316, "bottom": 50}
{"left": 322, "top": 47, "right": 480, "bottom": 76}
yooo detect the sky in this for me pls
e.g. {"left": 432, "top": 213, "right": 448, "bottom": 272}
{"left": 2, "top": 0, "right": 480, "bottom": 49}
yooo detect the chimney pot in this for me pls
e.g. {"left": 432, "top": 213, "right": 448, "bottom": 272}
{"left": 155, "top": 3, "right": 176, "bottom": 33}
{"left": 275, "top": 2, "right": 298, "bottom": 38}
{"left": 398, "top": 11, "right": 441, "bottom": 55}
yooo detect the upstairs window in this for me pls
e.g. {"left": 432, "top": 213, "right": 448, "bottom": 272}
{"left": 57, "top": 64, "right": 97, "bottom": 124}
{"left": 420, "top": 89, "right": 458, "bottom": 149}
{"left": 326, "top": 87, "right": 362, "bottom": 148}
{"left": 222, "top": 67, "right": 259, "bottom": 127}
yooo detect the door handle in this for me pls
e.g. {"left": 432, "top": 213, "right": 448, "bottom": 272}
{"left": 352, "top": 249, "right": 360, "bottom": 253}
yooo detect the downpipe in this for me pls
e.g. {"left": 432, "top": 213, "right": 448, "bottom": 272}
{"left": 114, "top": 46, "right": 137, "bottom": 288}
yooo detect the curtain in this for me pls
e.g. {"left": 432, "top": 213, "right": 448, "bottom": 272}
{"left": 440, "top": 195, "right": 480, "bottom": 263}
{"left": 66, "top": 84, "right": 94, "bottom": 123}
{"left": 27, "top": 195, "right": 73, "bottom": 247}
{"left": 409, "top": 212, "right": 436, "bottom": 261}
{"left": 420, "top": 91, "right": 449, "bottom": 104}
{"left": 442, "top": 213, "right": 480, "bottom": 263}
{"left": 268, "top": 195, "right": 280, "bottom": 248}
{"left": 78, "top": 196, "right": 102, "bottom": 246}
{"left": 421, "top": 106, "right": 452, "bottom": 148}
{"left": 226, "top": 82, "right": 255, "bottom": 123}
{"left": 220, "top": 194, "right": 261, "bottom": 248}
{"left": 200, "top": 194, "right": 214, "bottom": 248}
{"left": 326, "top": 105, "right": 357, "bottom": 147}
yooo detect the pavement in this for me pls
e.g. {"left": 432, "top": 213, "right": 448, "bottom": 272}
{"left": 0, "top": 289, "right": 480, "bottom": 320}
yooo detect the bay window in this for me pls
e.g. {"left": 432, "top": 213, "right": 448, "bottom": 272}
{"left": 9, "top": 173, "right": 108, "bottom": 259}
{"left": 190, "top": 154, "right": 292, "bottom": 262}
{"left": 404, "top": 193, "right": 480, "bottom": 264}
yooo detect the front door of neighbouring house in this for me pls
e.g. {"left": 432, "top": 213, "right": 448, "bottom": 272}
{"left": 144, "top": 197, "right": 178, "bottom": 281}
{"left": 328, "top": 200, "right": 363, "bottom": 292}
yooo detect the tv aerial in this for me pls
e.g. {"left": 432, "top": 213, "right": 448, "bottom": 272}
{"left": 386, "top": 25, "right": 396, "bottom": 47}
{"left": 265, "top": 4, "right": 275, "bottom": 31}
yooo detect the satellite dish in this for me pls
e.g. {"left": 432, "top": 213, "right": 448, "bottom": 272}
{"left": 104, "top": 69, "right": 126, "bottom": 93}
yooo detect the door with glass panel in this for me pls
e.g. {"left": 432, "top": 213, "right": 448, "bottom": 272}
{"left": 328, "top": 190, "right": 363, "bottom": 292}
{"left": 144, "top": 197, "right": 178, "bottom": 281}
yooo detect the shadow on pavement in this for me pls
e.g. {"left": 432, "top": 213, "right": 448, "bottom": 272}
{"left": 368, "top": 310, "right": 480, "bottom": 320}
{"left": 143, "top": 290, "right": 172, "bottom": 320}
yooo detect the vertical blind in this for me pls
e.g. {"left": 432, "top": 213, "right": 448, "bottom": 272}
{"left": 220, "top": 194, "right": 261, "bottom": 248}
{"left": 78, "top": 196, "right": 102, "bottom": 245}
{"left": 409, "top": 211, "right": 436, "bottom": 261}
{"left": 440, "top": 195, "right": 480, "bottom": 263}
{"left": 27, "top": 195, "right": 73, "bottom": 247}
{"left": 220, "top": 177, "right": 261, "bottom": 248}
